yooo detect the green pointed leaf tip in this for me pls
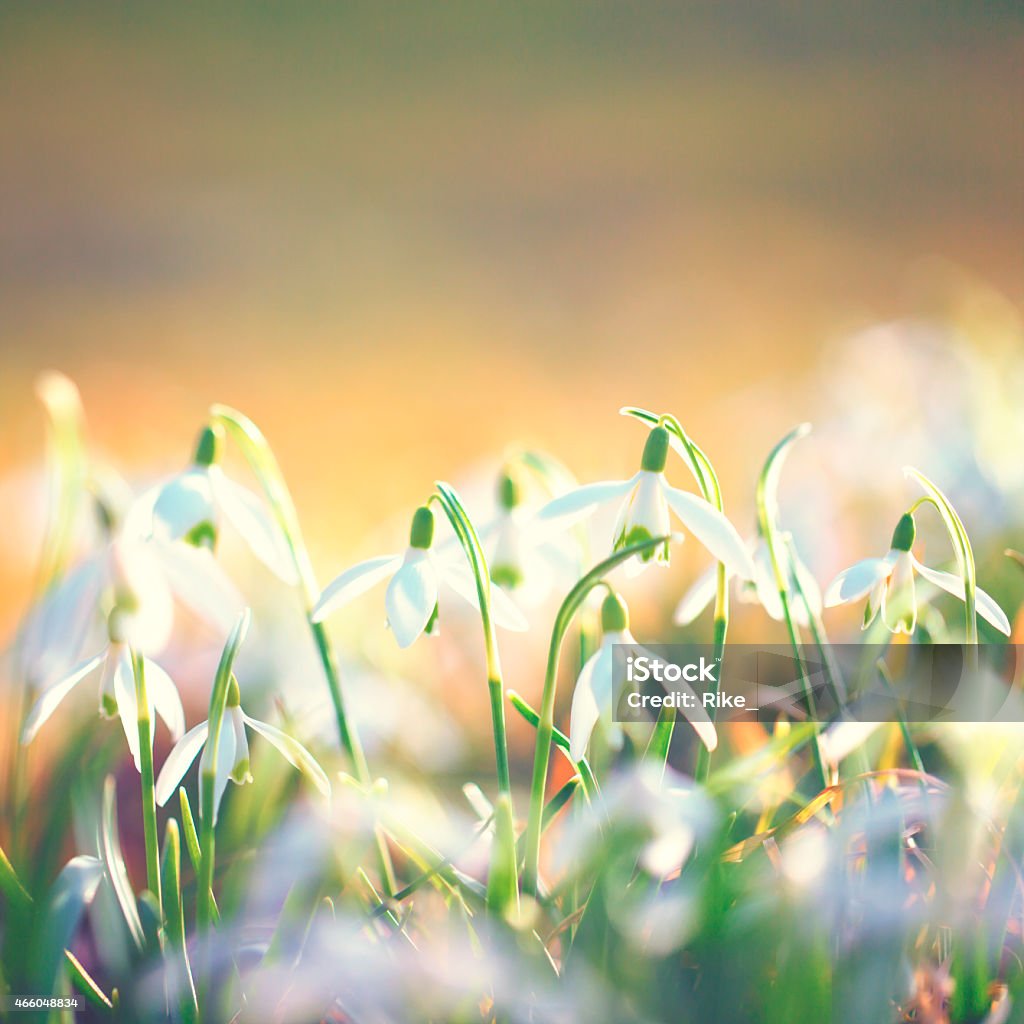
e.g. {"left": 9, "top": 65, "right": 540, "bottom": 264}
{"left": 890, "top": 512, "right": 916, "bottom": 552}
{"left": 409, "top": 505, "right": 435, "bottom": 549}
{"left": 192, "top": 423, "right": 223, "bottom": 467}
{"left": 640, "top": 425, "right": 670, "bottom": 472}
{"left": 600, "top": 591, "right": 629, "bottom": 632}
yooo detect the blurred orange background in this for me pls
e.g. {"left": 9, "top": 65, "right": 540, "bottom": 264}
{"left": 2, "top": 4, "right": 1022, "bottom": 640}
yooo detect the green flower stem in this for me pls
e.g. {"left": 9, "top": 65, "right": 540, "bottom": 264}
{"left": 211, "top": 406, "right": 395, "bottom": 895}
{"left": 432, "top": 482, "right": 517, "bottom": 914}
{"left": 906, "top": 469, "right": 979, "bottom": 644}
{"left": 131, "top": 651, "right": 162, "bottom": 922}
{"left": 755, "top": 426, "right": 828, "bottom": 793}
{"left": 523, "top": 535, "right": 670, "bottom": 899}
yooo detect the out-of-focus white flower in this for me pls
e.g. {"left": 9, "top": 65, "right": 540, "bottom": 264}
{"left": 21, "top": 605, "right": 185, "bottom": 772}
{"left": 458, "top": 467, "right": 579, "bottom": 608}
{"left": 556, "top": 762, "right": 717, "bottom": 880}
{"left": 155, "top": 676, "right": 329, "bottom": 823}
{"left": 825, "top": 513, "right": 1010, "bottom": 635}
{"left": 20, "top": 520, "right": 243, "bottom": 691}
{"left": 129, "top": 424, "right": 297, "bottom": 584}
{"left": 537, "top": 425, "right": 755, "bottom": 579}
{"left": 568, "top": 591, "right": 717, "bottom": 762}
{"left": 674, "top": 533, "right": 822, "bottom": 627}
{"left": 311, "top": 505, "right": 527, "bottom": 648}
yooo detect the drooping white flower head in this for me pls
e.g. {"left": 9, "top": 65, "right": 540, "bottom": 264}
{"left": 311, "top": 504, "right": 528, "bottom": 648}
{"left": 20, "top": 502, "right": 244, "bottom": 700}
{"left": 21, "top": 600, "right": 185, "bottom": 772}
{"left": 674, "top": 532, "right": 822, "bottom": 628}
{"left": 481, "top": 469, "right": 577, "bottom": 607}
{"left": 155, "top": 676, "right": 329, "bottom": 824}
{"left": 824, "top": 513, "right": 1010, "bottom": 636}
{"left": 132, "top": 424, "right": 297, "bottom": 584}
{"left": 568, "top": 591, "right": 718, "bottom": 762}
{"left": 537, "top": 425, "right": 756, "bottom": 580}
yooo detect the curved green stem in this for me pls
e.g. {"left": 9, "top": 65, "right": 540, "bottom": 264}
{"left": 905, "top": 468, "right": 978, "bottom": 644}
{"left": 523, "top": 535, "right": 670, "bottom": 898}
{"left": 755, "top": 426, "right": 828, "bottom": 792}
{"left": 210, "top": 406, "right": 395, "bottom": 894}
{"left": 433, "top": 481, "right": 518, "bottom": 914}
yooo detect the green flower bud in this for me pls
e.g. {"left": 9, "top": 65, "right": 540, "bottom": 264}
{"left": 227, "top": 676, "right": 242, "bottom": 708}
{"left": 498, "top": 470, "right": 521, "bottom": 511}
{"left": 640, "top": 426, "right": 670, "bottom": 473}
{"left": 409, "top": 505, "right": 435, "bottom": 550}
{"left": 193, "top": 424, "right": 223, "bottom": 468}
{"left": 890, "top": 513, "right": 916, "bottom": 553}
{"left": 600, "top": 591, "right": 630, "bottom": 633}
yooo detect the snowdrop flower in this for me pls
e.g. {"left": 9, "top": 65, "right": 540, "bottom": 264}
{"left": 21, "top": 507, "right": 242, "bottom": 692}
{"left": 674, "top": 532, "right": 822, "bottom": 627}
{"left": 311, "top": 505, "right": 527, "bottom": 648}
{"left": 537, "top": 425, "right": 756, "bottom": 579}
{"left": 21, "top": 601, "right": 185, "bottom": 772}
{"left": 569, "top": 591, "right": 717, "bottom": 762}
{"left": 155, "top": 677, "right": 329, "bottom": 823}
{"left": 131, "top": 424, "right": 297, "bottom": 584}
{"left": 824, "top": 513, "right": 1010, "bottom": 635}
{"left": 479, "top": 469, "right": 576, "bottom": 606}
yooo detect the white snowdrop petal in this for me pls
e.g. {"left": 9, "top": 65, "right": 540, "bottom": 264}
{"left": 673, "top": 564, "right": 719, "bottom": 625}
{"left": 21, "top": 652, "right": 104, "bottom": 744}
{"left": 207, "top": 716, "right": 237, "bottom": 825}
{"left": 536, "top": 477, "right": 638, "bottom": 527}
{"left": 151, "top": 468, "right": 217, "bottom": 542}
{"left": 662, "top": 485, "right": 757, "bottom": 580}
{"left": 243, "top": 715, "right": 330, "bottom": 798}
{"left": 385, "top": 553, "right": 439, "bottom": 648}
{"left": 212, "top": 474, "right": 298, "bottom": 584}
{"left": 112, "top": 649, "right": 142, "bottom": 772}
{"left": 912, "top": 559, "right": 1012, "bottom": 636}
{"left": 444, "top": 562, "right": 529, "bottom": 632}
{"left": 143, "top": 657, "right": 185, "bottom": 741}
{"left": 153, "top": 540, "right": 244, "bottom": 637}
{"left": 155, "top": 721, "right": 210, "bottom": 806}
{"left": 311, "top": 555, "right": 401, "bottom": 622}
{"left": 881, "top": 552, "right": 916, "bottom": 634}
{"left": 568, "top": 648, "right": 605, "bottom": 763}
{"left": 112, "top": 541, "right": 176, "bottom": 654}
{"left": 824, "top": 557, "right": 892, "bottom": 607}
